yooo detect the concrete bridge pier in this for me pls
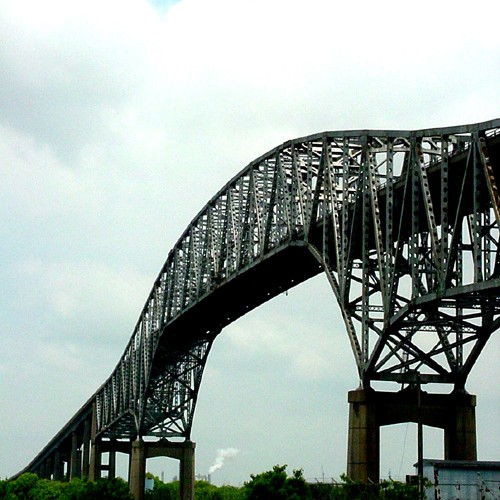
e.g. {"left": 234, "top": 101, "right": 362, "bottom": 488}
{"left": 46, "top": 459, "right": 52, "bottom": 479}
{"left": 129, "top": 439, "right": 146, "bottom": 499}
{"left": 347, "top": 388, "right": 477, "bottom": 484}
{"left": 81, "top": 419, "right": 91, "bottom": 478}
{"left": 89, "top": 437, "right": 102, "bottom": 481}
{"left": 129, "top": 439, "right": 195, "bottom": 500}
{"left": 108, "top": 446, "right": 117, "bottom": 479}
{"left": 70, "top": 432, "right": 81, "bottom": 479}
{"left": 53, "top": 450, "right": 64, "bottom": 480}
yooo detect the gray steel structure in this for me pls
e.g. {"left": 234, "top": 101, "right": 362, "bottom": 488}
{"left": 17, "top": 119, "right": 500, "bottom": 482}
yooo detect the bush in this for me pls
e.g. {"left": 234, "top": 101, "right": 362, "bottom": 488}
{"left": 60, "top": 478, "right": 89, "bottom": 500}
{"left": 311, "top": 474, "right": 420, "bottom": 500}
{"left": 243, "top": 464, "right": 311, "bottom": 500}
{"left": 378, "top": 479, "right": 419, "bottom": 500}
{"left": 82, "top": 477, "right": 132, "bottom": 500}
{"left": 214, "top": 485, "right": 245, "bottom": 500}
{"left": 0, "top": 475, "right": 132, "bottom": 500}
{"left": 29, "top": 478, "right": 65, "bottom": 500}
{"left": 0, "top": 468, "right": 421, "bottom": 499}
{"left": 5, "top": 472, "right": 40, "bottom": 499}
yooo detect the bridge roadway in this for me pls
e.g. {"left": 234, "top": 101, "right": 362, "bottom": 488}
{"left": 14, "top": 120, "right": 500, "bottom": 499}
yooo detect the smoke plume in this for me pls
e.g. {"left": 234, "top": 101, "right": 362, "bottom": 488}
{"left": 208, "top": 447, "right": 239, "bottom": 475}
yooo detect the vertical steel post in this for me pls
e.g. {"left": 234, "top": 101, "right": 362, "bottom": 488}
{"left": 417, "top": 375, "right": 424, "bottom": 500}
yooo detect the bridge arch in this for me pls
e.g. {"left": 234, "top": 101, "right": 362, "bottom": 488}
{"left": 94, "top": 120, "right": 500, "bottom": 443}
{"left": 16, "top": 119, "right": 500, "bottom": 496}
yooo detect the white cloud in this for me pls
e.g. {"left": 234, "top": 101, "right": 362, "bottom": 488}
{"left": 13, "top": 258, "right": 151, "bottom": 341}
{"left": 227, "top": 308, "right": 340, "bottom": 381}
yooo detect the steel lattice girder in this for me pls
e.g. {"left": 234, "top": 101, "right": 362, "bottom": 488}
{"left": 85, "top": 119, "right": 500, "bottom": 440}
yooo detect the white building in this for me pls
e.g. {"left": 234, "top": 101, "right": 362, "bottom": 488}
{"left": 418, "top": 459, "right": 500, "bottom": 500}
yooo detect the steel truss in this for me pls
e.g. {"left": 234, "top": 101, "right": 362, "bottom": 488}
{"left": 94, "top": 119, "right": 500, "bottom": 441}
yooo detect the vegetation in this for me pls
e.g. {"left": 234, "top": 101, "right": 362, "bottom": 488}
{"left": 324, "top": 474, "right": 420, "bottom": 499}
{"left": 144, "top": 474, "right": 245, "bottom": 499}
{"left": 243, "top": 465, "right": 311, "bottom": 500}
{"left": 0, "top": 474, "right": 132, "bottom": 499}
{"left": 1, "top": 467, "right": 421, "bottom": 499}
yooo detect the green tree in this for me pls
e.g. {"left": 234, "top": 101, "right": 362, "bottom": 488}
{"left": 243, "top": 465, "right": 311, "bottom": 500}
{"left": 378, "top": 479, "right": 419, "bottom": 500}
{"left": 0, "top": 475, "right": 134, "bottom": 500}
{"left": 194, "top": 480, "right": 219, "bottom": 499}
{"left": 214, "top": 485, "right": 245, "bottom": 500}
{"left": 5, "top": 472, "right": 40, "bottom": 499}
{"left": 144, "top": 474, "right": 246, "bottom": 500}
{"left": 0, "top": 478, "right": 9, "bottom": 498}
{"left": 30, "top": 478, "right": 65, "bottom": 500}
{"left": 85, "top": 477, "right": 132, "bottom": 500}
{"left": 325, "top": 475, "right": 420, "bottom": 500}
{"left": 60, "top": 478, "right": 90, "bottom": 500}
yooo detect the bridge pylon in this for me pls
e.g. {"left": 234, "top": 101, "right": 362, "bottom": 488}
{"left": 129, "top": 439, "right": 195, "bottom": 500}
{"left": 346, "top": 387, "right": 477, "bottom": 483}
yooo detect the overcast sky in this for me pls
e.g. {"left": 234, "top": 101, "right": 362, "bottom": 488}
{"left": 1, "top": 0, "right": 499, "bottom": 486}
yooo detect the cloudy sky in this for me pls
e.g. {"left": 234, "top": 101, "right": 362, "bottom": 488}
{"left": 1, "top": 0, "right": 499, "bottom": 486}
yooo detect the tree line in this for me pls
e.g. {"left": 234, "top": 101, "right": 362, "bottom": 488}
{"left": 1, "top": 465, "right": 420, "bottom": 499}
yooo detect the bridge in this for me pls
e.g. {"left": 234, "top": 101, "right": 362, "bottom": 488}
{"left": 14, "top": 119, "right": 500, "bottom": 499}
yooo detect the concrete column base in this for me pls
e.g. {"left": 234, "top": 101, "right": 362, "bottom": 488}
{"left": 126, "top": 440, "right": 196, "bottom": 500}
{"left": 89, "top": 439, "right": 101, "bottom": 481}
{"left": 108, "top": 448, "right": 116, "bottom": 479}
{"left": 53, "top": 451, "right": 64, "bottom": 481}
{"left": 88, "top": 402, "right": 101, "bottom": 481}
{"left": 70, "top": 432, "right": 81, "bottom": 480}
{"left": 346, "top": 388, "right": 477, "bottom": 484}
{"left": 130, "top": 439, "right": 146, "bottom": 500}
{"left": 179, "top": 443, "right": 195, "bottom": 500}
{"left": 347, "top": 389, "right": 379, "bottom": 483}
{"left": 146, "top": 440, "right": 196, "bottom": 500}
{"left": 82, "top": 419, "right": 91, "bottom": 479}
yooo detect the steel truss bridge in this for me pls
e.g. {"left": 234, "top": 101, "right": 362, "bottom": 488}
{"left": 17, "top": 119, "right": 500, "bottom": 493}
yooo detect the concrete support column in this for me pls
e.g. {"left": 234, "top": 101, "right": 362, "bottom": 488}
{"left": 41, "top": 458, "right": 49, "bottom": 479}
{"left": 89, "top": 403, "right": 101, "bottom": 481}
{"left": 127, "top": 441, "right": 133, "bottom": 484}
{"left": 347, "top": 389, "right": 380, "bottom": 483}
{"left": 54, "top": 451, "right": 64, "bottom": 481}
{"left": 40, "top": 459, "right": 49, "bottom": 479}
{"left": 444, "top": 394, "right": 477, "bottom": 461}
{"left": 82, "top": 419, "right": 91, "bottom": 479}
{"left": 47, "top": 457, "right": 54, "bottom": 479}
{"left": 129, "top": 439, "right": 146, "bottom": 500}
{"left": 179, "top": 441, "right": 195, "bottom": 500}
{"left": 89, "top": 439, "right": 101, "bottom": 480}
{"left": 108, "top": 448, "right": 116, "bottom": 480}
{"left": 346, "top": 388, "right": 478, "bottom": 484}
{"left": 131, "top": 440, "right": 196, "bottom": 500}
{"left": 70, "top": 432, "right": 81, "bottom": 479}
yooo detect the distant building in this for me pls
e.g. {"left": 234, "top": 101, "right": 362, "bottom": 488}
{"left": 145, "top": 477, "right": 154, "bottom": 491}
{"left": 416, "top": 459, "right": 500, "bottom": 499}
